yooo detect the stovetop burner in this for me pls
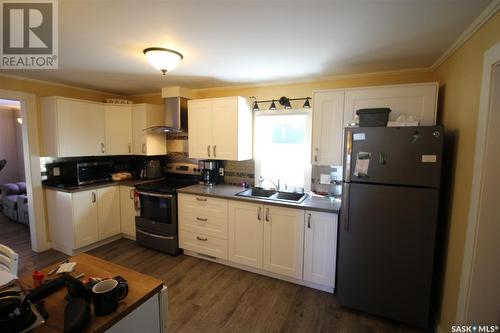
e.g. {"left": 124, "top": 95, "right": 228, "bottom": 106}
{"left": 135, "top": 163, "right": 201, "bottom": 194}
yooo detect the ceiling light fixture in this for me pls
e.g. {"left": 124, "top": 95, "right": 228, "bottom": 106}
{"left": 252, "top": 96, "right": 311, "bottom": 111}
{"left": 143, "top": 47, "right": 183, "bottom": 75}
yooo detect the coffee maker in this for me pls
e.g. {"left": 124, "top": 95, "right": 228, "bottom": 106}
{"left": 199, "top": 160, "right": 220, "bottom": 186}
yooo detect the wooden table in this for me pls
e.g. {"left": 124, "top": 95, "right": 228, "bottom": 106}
{"left": 19, "top": 253, "right": 164, "bottom": 333}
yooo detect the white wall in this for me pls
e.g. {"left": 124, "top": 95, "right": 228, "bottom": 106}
{"left": 0, "top": 106, "right": 23, "bottom": 184}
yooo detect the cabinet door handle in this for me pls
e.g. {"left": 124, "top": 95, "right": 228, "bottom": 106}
{"left": 129, "top": 189, "right": 134, "bottom": 199}
{"left": 142, "top": 143, "right": 146, "bottom": 154}
{"left": 101, "top": 143, "right": 106, "bottom": 154}
{"left": 307, "top": 213, "right": 312, "bottom": 228}
{"left": 207, "top": 145, "right": 211, "bottom": 157}
{"left": 196, "top": 217, "right": 208, "bottom": 222}
{"left": 265, "top": 208, "right": 270, "bottom": 222}
{"left": 213, "top": 145, "right": 217, "bottom": 157}
{"left": 257, "top": 206, "right": 262, "bottom": 221}
{"left": 92, "top": 192, "right": 96, "bottom": 203}
{"left": 314, "top": 147, "right": 319, "bottom": 162}
{"left": 196, "top": 236, "right": 208, "bottom": 242}
{"left": 196, "top": 197, "right": 207, "bottom": 202}
{"left": 128, "top": 143, "right": 132, "bottom": 154}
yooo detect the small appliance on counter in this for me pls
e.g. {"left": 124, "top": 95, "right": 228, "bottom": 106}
{"left": 199, "top": 160, "right": 221, "bottom": 186}
{"left": 144, "top": 160, "right": 162, "bottom": 179}
{"left": 46, "top": 161, "right": 114, "bottom": 186}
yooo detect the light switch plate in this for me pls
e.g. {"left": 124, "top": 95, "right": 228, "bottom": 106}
{"left": 320, "top": 174, "right": 331, "bottom": 185}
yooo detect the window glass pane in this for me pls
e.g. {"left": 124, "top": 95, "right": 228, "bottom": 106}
{"left": 255, "top": 113, "right": 309, "bottom": 189}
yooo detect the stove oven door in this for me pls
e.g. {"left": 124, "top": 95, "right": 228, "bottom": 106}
{"left": 135, "top": 191, "right": 179, "bottom": 255}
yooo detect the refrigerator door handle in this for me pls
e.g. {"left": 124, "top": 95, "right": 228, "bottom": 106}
{"left": 345, "top": 130, "right": 353, "bottom": 183}
{"left": 341, "top": 182, "right": 350, "bottom": 232}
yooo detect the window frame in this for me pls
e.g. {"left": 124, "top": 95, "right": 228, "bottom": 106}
{"left": 253, "top": 108, "right": 312, "bottom": 192}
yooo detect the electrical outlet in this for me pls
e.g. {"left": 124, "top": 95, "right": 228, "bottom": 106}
{"left": 53, "top": 167, "right": 61, "bottom": 176}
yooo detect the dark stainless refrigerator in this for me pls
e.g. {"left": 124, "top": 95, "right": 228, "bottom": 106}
{"left": 336, "top": 126, "right": 443, "bottom": 328}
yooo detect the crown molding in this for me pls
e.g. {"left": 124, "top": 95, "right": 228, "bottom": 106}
{"left": 191, "top": 67, "right": 432, "bottom": 94}
{"left": 431, "top": 0, "right": 500, "bottom": 71}
{"left": 0, "top": 72, "right": 122, "bottom": 97}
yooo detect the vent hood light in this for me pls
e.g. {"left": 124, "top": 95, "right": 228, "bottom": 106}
{"left": 143, "top": 47, "right": 183, "bottom": 75}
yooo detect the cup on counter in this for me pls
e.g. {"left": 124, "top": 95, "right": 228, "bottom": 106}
{"left": 92, "top": 278, "right": 128, "bottom": 316}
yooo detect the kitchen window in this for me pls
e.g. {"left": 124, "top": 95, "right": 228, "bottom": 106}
{"left": 254, "top": 110, "right": 312, "bottom": 191}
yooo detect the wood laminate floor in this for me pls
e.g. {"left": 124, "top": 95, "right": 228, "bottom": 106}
{"left": 1, "top": 213, "right": 428, "bottom": 333}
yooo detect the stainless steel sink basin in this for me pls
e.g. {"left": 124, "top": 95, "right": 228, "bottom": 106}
{"left": 237, "top": 188, "right": 277, "bottom": 198}
{"left": 272, "top": 192, "right": 307, "bottom": 202}
{"left": 236, "top": 188, "right": 308, "bottom": 203}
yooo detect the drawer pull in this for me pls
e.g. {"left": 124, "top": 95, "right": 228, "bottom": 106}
{"left": 196, "top": 217, "right": 208, "bottom": 222}
{"left": 196, "top": 236, "right": 208, "bottom": 241}
{"left": 137, "top": 228, "right": 174, "bottom": 240}
{"left": 196, "top": 197, "right": 207, "bottom": 202}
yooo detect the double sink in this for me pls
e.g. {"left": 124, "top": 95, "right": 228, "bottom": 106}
{"left": 236, "top": 187, "right": 308, "bottom": 203}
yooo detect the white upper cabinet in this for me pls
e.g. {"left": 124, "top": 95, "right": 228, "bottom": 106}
{"left": 132, "top": 104, "right": 167, "bottom": 156}
{"left": 312, "top": 90, "right": 345, "bottom": 166}
{"left": 188, "top": 96, "right": 252, "bottom": 161}
{"left": 343, "top": 82, "right": 438, "bottom": 126}
{"left": 41, "top": 97, "right": 105, "bottom": 157}
{"left": 104, "top": 104, "right": 133, "bottom": 155}
{"left": 303, "top": 211, "right": 338, "bottom": 289}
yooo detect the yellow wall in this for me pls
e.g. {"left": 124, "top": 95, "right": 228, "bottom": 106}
{"left": 431, "top": 10, "right": 500, "bottom": 332}
{"left": 129, "top": 70, "right": 433, "bottom": 103}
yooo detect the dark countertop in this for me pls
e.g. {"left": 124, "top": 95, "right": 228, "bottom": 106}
{"left": 43, "top": 178, "right": 162, "bottom": 193}
{"left": 177, "top": 184, "right": 341, "bottom": 213}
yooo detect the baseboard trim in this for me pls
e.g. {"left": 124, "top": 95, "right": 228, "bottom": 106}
{"left": 182, "top": 249, "right": 334, "bottom": 293}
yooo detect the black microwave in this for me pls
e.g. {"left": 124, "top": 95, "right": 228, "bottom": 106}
{"left": 59, "top": 161, "right": 114, "bottom": 186}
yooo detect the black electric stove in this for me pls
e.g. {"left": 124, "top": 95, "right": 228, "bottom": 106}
{"left": 135, "top": 163, "right": 200, "bottom": 255}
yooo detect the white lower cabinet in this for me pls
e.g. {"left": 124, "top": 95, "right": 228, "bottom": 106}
{"left": 263, "top": 205, "right": 304, "bottom": 279}
{"left": 303, "top": 211, "right": 338, "bottom": 288}
{"left": 228, "top": 201, "right": 264, "bottom": 269}
{"left": 178, "top": 194, "right": 337, "bottom": 292}
{"left": 120, "top": 186, "right": 137, "bottom": 239}
{"left": 46, "top": 186, "right": 121, "bottom": 255}
{"left": 178, "top": 194, "right": 229, "bottom": 259}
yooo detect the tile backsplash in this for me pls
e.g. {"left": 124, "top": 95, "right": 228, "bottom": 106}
{"left": 311, "top": 165, "right": 343, "bottom": 196}
{"left": 223, "top": 160, "right": 255, "bottom": 186}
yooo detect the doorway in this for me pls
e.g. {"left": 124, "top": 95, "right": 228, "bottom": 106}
{"left": 0, "top": 89, "right": 50, "bottom": 253}
{"left": 457, "top": 42, "right": 500, "bottom": 326}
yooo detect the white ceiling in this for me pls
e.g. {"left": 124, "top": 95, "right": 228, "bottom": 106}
{"left": 0, "top": 0, "right": 492, "bottom": 95}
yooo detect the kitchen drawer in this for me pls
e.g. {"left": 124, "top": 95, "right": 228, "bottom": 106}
{"left": 179, "top": 210, "right": 228, "bottom": 239}
{"left": 178, "top": 194, "right": 228, "bottom": 216}
{"left": 179, "top": 230, "right": 228, "bottom": 260}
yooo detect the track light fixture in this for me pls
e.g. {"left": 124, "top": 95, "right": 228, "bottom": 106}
{"left": 252, "top": 101, "right": 260, "bottom": 111}
{"left": 251, "top": 96, "right": 312, "bottom": 111}
{"left": 303, "top": 98, "right": 311, "bottom": 108}
{"left": 269, "top": 100, "right": 277, "bottom": 110}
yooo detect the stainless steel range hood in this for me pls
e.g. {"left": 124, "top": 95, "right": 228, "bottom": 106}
{"left": 144, "top": 87, "right": 191, "bottom": 133}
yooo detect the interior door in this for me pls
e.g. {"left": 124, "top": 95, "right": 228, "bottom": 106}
{"left": 228, "top": 201, "right": 263, "bottom": 269}
{"left": 188, "top": 100, "right": 213, "bottom": 159}
{"left": 337, "top": 182, "right": 439, "bottom": 327}
{"left": 212, "top": 98, "right": 238, "bottom": 160}
{"left": 345, "top": 126, "right": 443, "bottom": 187}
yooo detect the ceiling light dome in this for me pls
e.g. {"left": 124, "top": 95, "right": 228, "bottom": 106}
{"left": 143, "top": 47, "right": 183, "bottom": 75}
